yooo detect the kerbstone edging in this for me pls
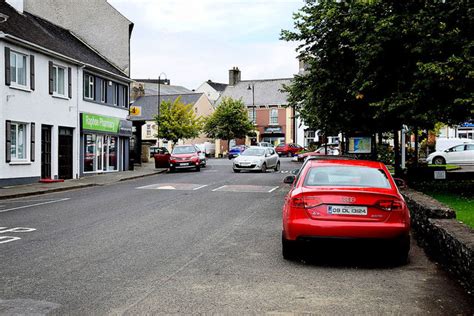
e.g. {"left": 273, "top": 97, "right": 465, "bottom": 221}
{"left": 402, "top": 189, "right": 474, "bottom": 295}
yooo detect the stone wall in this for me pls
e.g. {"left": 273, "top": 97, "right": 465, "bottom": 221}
{"left": 402, "top": 189, "right": 473, "bottom": 295}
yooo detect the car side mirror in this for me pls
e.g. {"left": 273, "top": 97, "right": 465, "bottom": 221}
{"left": 283, "top": 175, "right": 295, "bottom": 184}
{"left": 394, "top": 178, "right": 406, "bottom": 189}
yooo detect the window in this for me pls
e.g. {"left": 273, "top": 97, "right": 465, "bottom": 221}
{"left": 112, "top": 84, "right": 118, "bottom": 105}
{"left": 10, "top": 122, "right": 28, "bottom": 160}
{"left": 121, "top": 86, "right": 128, "bottom": 107}
{"left": 52, "top": 65, "right": 66, "bottom": 96}
{"left": 146, "top": 124, "right": 152, "bottom": 137}
{"left": 248, "top": 108, "right": 256, "bottom": 124}
{"left": 270, "top": 108, "right": 278, "bottom": 125}
{"left": 304, "top": 166, "right": 391, "bottom": 189}
{"left": 84, "top": 74, "right": 94, "bottom": 99}
{"left": 10, "top": 51, "right": 28, "bottom": 87}
{"left": 101, "top": 80, "right": 107, "bottom": 103}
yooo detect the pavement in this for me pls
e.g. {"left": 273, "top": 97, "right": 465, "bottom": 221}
{"left": 0, "top": 158, "right": 472, "bottom": 315}
{"left": 0, "top": 162, "right": 167, "bottom": 200}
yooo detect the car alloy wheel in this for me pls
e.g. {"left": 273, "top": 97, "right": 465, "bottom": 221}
{"left": 433, "top": 156, "right": 445, "bottom": 165}
{"left": 261, "top": 163, "right": 267, "bottom": 173}
{"left": 274, "top": 161, "right": 280, "bottom": 172}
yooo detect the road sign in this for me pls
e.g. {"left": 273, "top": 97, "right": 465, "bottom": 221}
{"left": 130, "top": 106, "right": 142, "bottom": 116}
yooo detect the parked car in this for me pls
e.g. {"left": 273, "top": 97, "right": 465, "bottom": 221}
{"left": 295, "top": 146, "right": 340, "bottom": 162}
{"left": 153, "top": 147, "right": 171, "bottom": 168}
{"left": 256, "top": 142, "right": 274, "bottom": 148}
{"left": 228, "top": 145, "right": 248, "bottom": 159}
{"left": 169, "top": 145, "right": 202, "bottom": 172}
{"left": 281, "top": 158, "right": 410, "bottom": 263}
{"left": 276, "top": 143, "right": 304, "bottom": 157}
{"left": 194, "top": 145, "right": 207, "bottom": 167}
{"left": 427, "top": 143, "right": 474, "bottom": 165}
{"left": 233, "top": 146, "right": 280, "bottom": 173}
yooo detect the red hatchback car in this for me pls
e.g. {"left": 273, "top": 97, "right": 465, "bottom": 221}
{"left": 282, "top": 158, "right": 410, "bottom": 262}
{"left": 276, "top": 143, "right": 303, "bottom": 157}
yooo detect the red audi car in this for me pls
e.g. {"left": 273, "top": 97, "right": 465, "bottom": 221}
{"left": 282, "top": 158, "right": 410, "bottom": 263}
{"left": 276, "top": 143, "right": 304, "bottom": 157}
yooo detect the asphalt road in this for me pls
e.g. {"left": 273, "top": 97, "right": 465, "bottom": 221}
{"left": 0, "top": 158, "right": 472, "bottom": 315}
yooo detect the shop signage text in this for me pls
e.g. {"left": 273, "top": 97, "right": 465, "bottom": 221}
{"left": 83, "top": 114, "right": 119, "bottom": 133}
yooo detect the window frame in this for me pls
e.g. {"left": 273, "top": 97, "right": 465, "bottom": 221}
{"left": 112, "top": 83, "right": 118, "bottom": 106}
{"left": 248, "top": 108, "right": 256, "bottom": 124}
{"left": 52, "top": 64, "right": 67, "bottom": 96}
{"left": 101, "top": 80, "right": 107, "bottom": 103}
{"left": 84, "top": 74, "right": 94, "bottom": 100}
{"left": 269, "top": 108, "right": 278, "bottom": 125}
{"left": 10, "top": 51, "right": 28, "bottom": 88}
{"left": 10, "top": 121, "right": 29, "bottom": 161}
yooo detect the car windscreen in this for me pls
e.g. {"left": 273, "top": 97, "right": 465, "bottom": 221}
{"left": 172, "top": 146, "right": 196, "bottom": 154}
{"left": 304, "top": 166, "right": 391, "bottom": 188}
{"left": 242, "top": 148, "right": 266, "bottom": 156}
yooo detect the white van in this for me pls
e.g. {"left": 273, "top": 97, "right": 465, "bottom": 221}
{"left": 435, "top": 138, "right": 474, "bottom": 152}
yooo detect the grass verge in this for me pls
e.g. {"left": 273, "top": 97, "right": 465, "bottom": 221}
{"left": 428, "top": 192, "right": 474, "bottom": 229}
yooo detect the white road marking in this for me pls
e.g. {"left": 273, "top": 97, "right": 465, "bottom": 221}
{"left": 212, "top": 185, "right": 227, "bottom": 192}
{"left": 156, "top": 185, "right": 176, "bottom": 190}
{"left": 0, "top": 227, "right": 36, "bottom": 234}
{"left": 0, "top": 198, "right": 70, "bottom": 213}
{"left": 193, "top": 185, "right": 208, "bottom": 191}
{"left": 202, "top": 170, "right": 218, "bottom": 173}
{"left": 0, "top": 236, "right": 21, "bottom": 244}
{"left": 268, "top": 186, "right": 279, "bottom": 193}
{"left": 136, "top": 184, "right": 160, "bottom": 189}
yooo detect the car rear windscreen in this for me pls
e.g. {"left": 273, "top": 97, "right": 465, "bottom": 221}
{"left": 304, "top": 166, "right": 391, "bottom": 188}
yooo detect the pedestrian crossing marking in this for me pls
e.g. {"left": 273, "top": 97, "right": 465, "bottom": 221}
{"left": 137, "top": 183, "right": 207, "bottom": 191}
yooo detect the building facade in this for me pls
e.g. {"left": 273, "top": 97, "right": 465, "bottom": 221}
{"left": 0, "top": 1, "right": 132, "bottom": 186}
{"left": 195, "top": 80, "right": 227, "bottom": 105}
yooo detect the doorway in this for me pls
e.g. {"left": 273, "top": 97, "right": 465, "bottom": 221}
{"left": 58, "top": 127, "right": 73, "bottom": 179}
{"left": 41, "top": 125, "right": 52, "bottom": 179}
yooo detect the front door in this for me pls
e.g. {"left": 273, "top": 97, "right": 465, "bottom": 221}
{"left": 58, "top": 127, "right": 73, "bottom": 179}
{"left": 41, "top": 125, "right": 52, "bottom": 179}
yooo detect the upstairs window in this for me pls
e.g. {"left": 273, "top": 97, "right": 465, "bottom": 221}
{"left": 10, "top": 51, "right": 27, "bottom": 87}
{"left": 101, "top": 80, "right": 107, "bottom": 103}
{"left": 112, "top": 84, "right": 118, "bottom": 106}
{"left": 52, "top": 65, "right": 66, "bottom": 96}
{"left": 121, "top": 86, "right": 128, "bottom": 108}
{"left": 248, "top": 109, "right": 256, "bottom": 124}
{"left": 84, "top": 74, "right": 94, "bottom": 100}
{"left": 270, "top": 108, "right": 278, "bottom": 125}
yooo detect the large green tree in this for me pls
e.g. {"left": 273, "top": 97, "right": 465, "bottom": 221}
{"left": 155, "top": 96, "right": 203, "bottom": 146}
{"left": 281, "top": 0, "right": 473, "bottom": 134}
{"left": 203, "top": 97, "right": 255, "bottom": 149}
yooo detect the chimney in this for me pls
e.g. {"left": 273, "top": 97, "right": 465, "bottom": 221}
{"left": 6, "top": 0, "right": 23, "bottom": 13}
{"left": 229, "top": 67, "right": 241, "bottom": 86}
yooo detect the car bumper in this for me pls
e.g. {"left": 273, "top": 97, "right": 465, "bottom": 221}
{"left": 285, "top": 218, "right": 409, "bottom": 241}
{"left": 233, "top": 163, "right": 261, "bottom": 170}
{"left": 170, "top": 161, "right": 199, "bottom": 169}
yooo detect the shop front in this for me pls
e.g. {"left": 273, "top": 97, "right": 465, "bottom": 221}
{"left": 80, "top": 113, "right": 132, "bottom": 175}
{"left": 261, "top": 126, "right": 285, "bottom": 145}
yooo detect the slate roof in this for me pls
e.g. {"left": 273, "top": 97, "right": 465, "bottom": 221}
{"left": 143, "top": 83, "right": 192, "bottom": 96}
{"left": 206, "top": 80, "right": 227, "bottom": 92}
{"left": 129, "top": 93, "right": 204, "bottom": 121}
{"left": 217, "top": 78, "right": 292, "bottom": 107}
{"left": 0, "top": 1, "right": 126, "bottom": 77}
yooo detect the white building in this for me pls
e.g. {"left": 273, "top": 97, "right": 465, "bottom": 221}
{"left": 0, "top": 1, "right": 132, "bottom": 186}
{"left": 195, "top": 80, "right": 227, "bottom": 105}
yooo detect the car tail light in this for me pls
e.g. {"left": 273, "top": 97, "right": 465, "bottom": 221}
{"left": 290, "top": 196, "right": 322, "bottom": 209}
{"left": 375, "top": 200, "right": 403, "bottom": 211}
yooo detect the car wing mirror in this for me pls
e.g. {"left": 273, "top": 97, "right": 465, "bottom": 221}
{"left": 283, "top": 175, "right": 296, "bottom": 184}
{"left": 394, "top": 178, "right": 406, "bottom": 189}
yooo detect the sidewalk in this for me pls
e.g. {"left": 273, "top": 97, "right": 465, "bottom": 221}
{"left": 0, "top": 162, "right": 167, "bottom": 200}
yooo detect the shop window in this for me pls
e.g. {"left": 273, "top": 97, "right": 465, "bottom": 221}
{"left": 84, "top": 134, "right": 118, "bottom": 172}
{"left": 10, "top": 122, "right": 28, "bottom": 160}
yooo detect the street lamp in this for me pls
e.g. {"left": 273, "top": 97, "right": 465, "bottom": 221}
{"left": 157, "top": 72, "right": 167, "bottom": 146}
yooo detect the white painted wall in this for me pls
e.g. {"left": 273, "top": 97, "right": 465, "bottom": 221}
{"left": 0, "top": 41, "right": 79, "bottom": 182}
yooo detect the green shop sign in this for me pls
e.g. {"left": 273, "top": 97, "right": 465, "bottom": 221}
{"left": 82, "top": 113, "right": 120, "bottom": 133}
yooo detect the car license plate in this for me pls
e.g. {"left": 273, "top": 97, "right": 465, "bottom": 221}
{"left": 179, "top": 162, "right": 190, "bottom": 166}
{"left": 240, "top": 162, "right": 250, "bottom": 166}
{"left": 328, "top": 205, "right": 367, "bottom": 216}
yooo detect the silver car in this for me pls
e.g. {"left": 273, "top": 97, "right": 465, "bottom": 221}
{"left": 233, "top": 147, "right": 280, "bottom": 173}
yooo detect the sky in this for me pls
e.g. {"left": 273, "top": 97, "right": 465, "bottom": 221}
{"left": 108, "top": 0, "right": 303, "bottom": 90}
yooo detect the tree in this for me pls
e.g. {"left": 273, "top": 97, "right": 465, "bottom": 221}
{"left": 155, "top": 96, "right": 203, "bottom": 146}
{"left": 203, "top": 97, "right": 255, "bottom": 150}
{"left": 281, "top": 0, "right": 473, "bottom": 134}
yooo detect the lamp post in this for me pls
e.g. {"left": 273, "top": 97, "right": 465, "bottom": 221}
{"left": 157, "top": 72, "right": 167, "bottom": 146}
{"left": 247, "top": 83, "right": 256, "bottom": 145}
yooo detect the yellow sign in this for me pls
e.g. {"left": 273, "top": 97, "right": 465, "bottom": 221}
{"left": 129, "top": 106, "right": 141, "bottom": 116}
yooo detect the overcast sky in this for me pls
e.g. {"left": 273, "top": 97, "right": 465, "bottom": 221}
{"left": 108, "top": 0, "right": 303, "bottom": 90}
